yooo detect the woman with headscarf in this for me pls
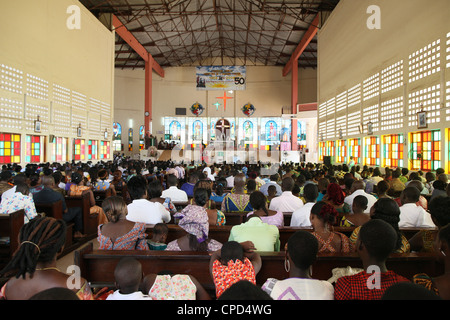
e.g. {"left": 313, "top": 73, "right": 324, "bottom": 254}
{"left": 165, "top": 202, "right": 223, "bottom": 251}
{"left": 202, "top": 166, "right": 215, "bottom": 181}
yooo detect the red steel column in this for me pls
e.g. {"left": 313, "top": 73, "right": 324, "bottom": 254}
{"left": 291, "top": 60, "right": 298, "bottom": 150}
{"left": 145, "top": 54, "right": 153, "bottom": 134}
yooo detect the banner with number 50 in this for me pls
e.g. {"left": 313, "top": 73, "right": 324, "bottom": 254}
{"left": 195, "top": 66, "right": 246, "bottom": 91}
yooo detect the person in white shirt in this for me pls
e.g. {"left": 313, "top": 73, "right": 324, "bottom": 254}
{"left": 344, "top": 180, "right": 377, "bottom": 214}
{"left": 262, "top": 230, "right": 334, "bottom": 300}
{"left": 161, "top": 174, "right": 188, "bottom": 203}
{"left": 290, "top": 183, "right": 318, "bottom": 227}
{"left": 106, "top": 257, "right": 152, "bottom": 300}
{"left": 126, "top": 175, "right": 171, "bottom": 224}
{"left": 269, "top": 177, "right": 304, "bottom": 213}
{"left": 399, "top": 187, "right": 436, "bottom": 228}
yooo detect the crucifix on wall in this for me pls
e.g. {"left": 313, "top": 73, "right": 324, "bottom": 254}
{"left": 216, "top": 91, "right": 233, "bottom": 111}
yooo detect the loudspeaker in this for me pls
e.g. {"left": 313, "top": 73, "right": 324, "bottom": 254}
{"left": 175, "top": 108, "right": 186, "bottom": 115}
{"left": 49, "top": 134, "right": 55, "bottom": 143}
{"left": 323, "top": 156, "right": 332, "bottom": 168}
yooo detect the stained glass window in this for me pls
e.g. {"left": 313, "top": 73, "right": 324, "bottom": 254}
{"left": 113, "top": 122, "right": 122, "bottom": 152}
{"left": 87, "top": 140, "right": 98, "bottom": 160}
{"left": 187, "top": 118, "right": 207, "bottom": 148}
{"left": 128, "top": 129, "right": 133, "bottom": 151}
{"left": 297, "top": 120, "right": 307, "bottom": 147}
{"left": 382, "top": 134, "right": 404, "bottom": 168}
{"left": 348, "top": 138, "right": 361, "bottom": 164}
{"left": 280, "top": 119, "right": 291, "bottom": 151}
{"left": 139, "top": 125, "right": 145, "bottom": 150}
{"left": 0, "top": 133, "right": 21, "bottom": 164}
{"left": 410, "top": 130, "right": 441, "bottom": 171}
{"left": 319, "top": 140, "right": 335, "bottom": 161}
{"left": 260, "top": 118, "right": 281, "bottom": 150}
{"left": 100, "top": 141, "right": 110, "bottom": 159}
{"left": 364, "top": 136, "right": 380, "bottom": 166}
{"left": 73, "top": 139, "right": 85, "bottom": 161}
{"left": 164, "top": 117, "right": 186, "bottom": 148}
{"left": 336, "top": 139, "right": 347, "bottom": 163}
{"left": 238, "top": 118, "right": 258, "bottom": 149}
{"left": 51, "top": 137, "right": 68, "bottom": 162}
{"left": 25, "top": 135, "right": 44, "bottom": 163}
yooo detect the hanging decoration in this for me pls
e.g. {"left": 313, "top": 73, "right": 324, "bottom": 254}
{"left": 190, "top": 102, "right": 204, "bottom": 116}
{"left": 242, "top": 103, "right": 255, "bottom": 117}
{"left": 216, "top": 91, "right": 233, "bottom": 111}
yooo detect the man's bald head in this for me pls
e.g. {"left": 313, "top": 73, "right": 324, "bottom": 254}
{"left": 234, "top": 173, "right": 246, "bottom": 188}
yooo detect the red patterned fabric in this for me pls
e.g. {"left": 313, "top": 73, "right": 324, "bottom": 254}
{"left": 334, "top": 270, "right": 409, "bottom": 300}
{"left": 212, "top": 257, "right": 256, "bottom": 298}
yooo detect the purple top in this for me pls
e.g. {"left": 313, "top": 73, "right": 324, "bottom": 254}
{"left": 247, "top": 210, "right": 284, "bottom": 227}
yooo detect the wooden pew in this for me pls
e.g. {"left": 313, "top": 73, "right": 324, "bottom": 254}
{"left": 74, "top": 242, "right": 443, "bottom": 294}
{"left": 146, "top": 224, "right": 436, "bottom": 253}
{"left": 93, "top": 190, "right": 107, "bottom": 207}
{"left": 35, "top": 200, "right": 73, "bottom": 248}
{"left": 0, "top": 210, "right": 24, "bottom": 268}
{"left": 65, "top": 192, "right": 97, "bottom": 236}
{"left": 35, "top": 200, "right": 64, "bottom": 220}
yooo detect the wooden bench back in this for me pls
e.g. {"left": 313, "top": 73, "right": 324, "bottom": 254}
{"left": 146, "top": 224, "right": 433, "bottom": 252}
{"left": 75, "top": 242, "right": 443, "bottom": 292}
{"left": 35, "top": 200, "right": 63, "bottom": 220}
{"left": 0, "top": 210, "right": 25, "bottom": 267}
{"left": 65, "top": 193, "right": 97, "bottom": 235}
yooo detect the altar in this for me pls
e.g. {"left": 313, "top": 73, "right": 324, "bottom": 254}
{"left": 162, "top": 115, "right": 316, "bottom": 164}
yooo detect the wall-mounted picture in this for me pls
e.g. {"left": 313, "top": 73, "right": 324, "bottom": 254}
{"left": 417, "top": 111, "right": 427, "bottom": 129}
{"left": 367, "top": 121, "right": 373, "bottom": 135}
{"left": 34, "top": 119, "right": 41, "bottom": 133}
{"left": 77, "top": 125, "right": 82, "bottom": 137}
{"left": 104, "top": 130, "right": 108, "bottom": 140}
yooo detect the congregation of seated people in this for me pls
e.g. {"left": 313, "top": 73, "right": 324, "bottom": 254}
{"left": 0, "top": 157, "right": 449, "bottom": 300}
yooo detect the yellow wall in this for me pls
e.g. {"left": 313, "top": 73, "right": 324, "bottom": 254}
{"left": 0, "top": 0, "right": 115, "bottom": 164}
{"left": 317, "top": 0, "right": 450, "bottom": 171}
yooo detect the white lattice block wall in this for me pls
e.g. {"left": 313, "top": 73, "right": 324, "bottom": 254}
{"left": 363, "top": 73, "right": 379, "bottom": 101}
{"left": 380, "top": 96, "right": 404, "bottom": 131}
{"left": 0, "top": 64, "right": 23, "bottom": 94}
{"left": 381, "top": 60, "right": 403, "bottom": 93}
{"left": 408, "top": 84, "right": 441, "bottom": 126}
{"left": 408, "top": 39, "right": 440, "bottom": 83}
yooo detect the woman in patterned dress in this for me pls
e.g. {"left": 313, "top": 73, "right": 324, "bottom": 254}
{"left": 310, "top": 201, "right": 353, "bottom": 253}
{"left": 97, "top": 196, "right": 149, "bottom": 250}
{"left": 209, "top": 241, "right": 261, "bottom": 299}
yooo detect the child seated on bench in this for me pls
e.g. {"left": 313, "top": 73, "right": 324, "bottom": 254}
{"left": 106, "top": 257, "right": 152, "bottom": 300}
{"left": 148, "top": 223, "right": 168, "bottom": 250}
{"left": 209, "top": 241, "right": 261, "bottom": 299}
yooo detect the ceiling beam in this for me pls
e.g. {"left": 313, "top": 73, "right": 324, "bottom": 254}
{"left": 112, "top": 14, "right": 164, "bottom": 78}
{"left": 282, "top": 14, "right": 319, "bottom": 77}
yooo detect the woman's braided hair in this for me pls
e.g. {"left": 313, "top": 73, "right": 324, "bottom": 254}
{"left": 0, "top": 217, "right": 67, "bottom": 279}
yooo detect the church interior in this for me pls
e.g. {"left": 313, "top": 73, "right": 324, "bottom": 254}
{"left": 0, "top": 0, "right": 449, "bottom": 303}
